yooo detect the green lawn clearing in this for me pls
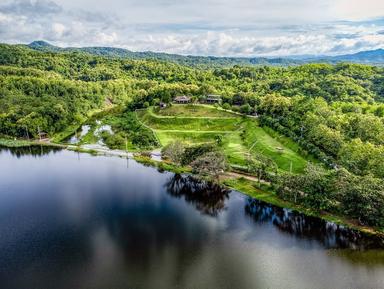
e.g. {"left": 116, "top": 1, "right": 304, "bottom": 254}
{"left": 153, "top": 104, "right": 236, "bottom": 118}
{"left": 137, "top": 105, "right": 311, "bottom": 172}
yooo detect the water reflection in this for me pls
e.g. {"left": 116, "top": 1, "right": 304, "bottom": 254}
{"left": 0, "top": 148, "right": 383, "bottom": 289}
{"left": 67, "top": 125, "right": 91, "bottom": 144}
{"left": 165, "top": 174, "right": 230, "bottom": 216}
{"left": 245, "top": 198, "right": 384, "bottom": 250}
{"left": 99, "top": 194, "right": 211, "bottom": 274}
{"left": 0, "top": 145, "right": 62, "bottom": 158}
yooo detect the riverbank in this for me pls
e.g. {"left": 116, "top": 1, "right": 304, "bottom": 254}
{"left": 0, "top": 138, "right": 66, "bottom": 148}
{"left": 1, "top": 139, "right": 382, "bottom": 237}
{"left": 131, "top": 153, "right": 384, "bottom": 238}
{"left": 223, "top": 177, "right": 383, "bottom": 237}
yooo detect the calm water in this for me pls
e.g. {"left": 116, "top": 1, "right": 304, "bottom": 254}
{"left": 0, "top": 147, "right": 383, "bottom": 289}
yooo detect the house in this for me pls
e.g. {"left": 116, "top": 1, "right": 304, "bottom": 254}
{"left": 205, "top": 94, "right": 222, "bottom": 104}
{"left": 174, "top": 95, "right": 191, "bottom": 104}
{"left": 38, "top": 132, "right": 49, "bottom": 140}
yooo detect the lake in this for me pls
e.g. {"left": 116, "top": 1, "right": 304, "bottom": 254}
{"left": 0, "top": 146, "right": 383, "bottom": 289}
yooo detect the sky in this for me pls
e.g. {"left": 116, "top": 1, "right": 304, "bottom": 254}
{"left": 0, "top": 0, "right": 383, "bottom": 56}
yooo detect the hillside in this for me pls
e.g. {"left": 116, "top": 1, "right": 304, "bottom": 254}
{"left": 135, "top": 105, "right": 309, "bottom": 172}
{"left": 27, "top": 41, "right": 384, "bottom": 67}
{"left": 330, "top": 49, "right": 384, "bottom": 63}
{"left": 27, "top": 41, "right": 302, "bottom": 67}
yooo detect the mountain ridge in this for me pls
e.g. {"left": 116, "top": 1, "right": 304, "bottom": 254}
{"left": 27, "top": 40, "right": 384, "bottom": 67}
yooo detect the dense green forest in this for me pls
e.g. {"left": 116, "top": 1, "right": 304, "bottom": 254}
{"left": 0, "top": 43, "right": 383, "bottom": 228}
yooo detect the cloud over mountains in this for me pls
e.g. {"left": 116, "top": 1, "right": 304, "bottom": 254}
{"left": 0, "top": 0, "right": 383, "bottom": 56}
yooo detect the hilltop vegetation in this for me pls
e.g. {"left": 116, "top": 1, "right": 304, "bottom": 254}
{"left": 0, "top": 43, "right": 383, "bottom": 228}
{"left": 28, "top": 41, "right": 384, "bottom": 67}
{"left": 136, "top": 104, "right": 308, "bottom": 173}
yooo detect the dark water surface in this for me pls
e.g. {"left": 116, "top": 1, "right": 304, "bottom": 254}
{"left": 0, "top": 147, "right": 383, "bottom": 289}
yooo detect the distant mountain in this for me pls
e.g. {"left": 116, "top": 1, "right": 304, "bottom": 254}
{"left": 27, "top": 41, "right": 384, "bottom": 67}
{"left": 330, "top": 49, "right": 384, "bottom": 63}
{"left": 26, "top": 41, "right": 303, "bottom": 67}
{"left": 28, "top": 40, "right": 58, "bottom": 50}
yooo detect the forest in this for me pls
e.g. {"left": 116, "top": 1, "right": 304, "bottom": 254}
{"left": 0, "top": 43, "right": 383, "bottom": 228}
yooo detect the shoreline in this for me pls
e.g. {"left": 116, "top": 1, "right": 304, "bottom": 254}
{"left": 1, "top": 139, "right": 383, "bottom": 238}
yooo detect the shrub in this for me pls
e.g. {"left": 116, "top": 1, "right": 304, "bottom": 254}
{"left": 181, "top": 143, "right": 216, "bottom": 166}
{"left": 162, "top": 141, "right": 185, "bottom": 164}
{"left": 240, "top": 103, "right": 252, "bottom": 114}
{"left": 222, "top": 103, "right": 231, "bottom": 110}
{"left": 101, "top": 131, "right": 125, "bottom": 149}
{"left": 191, "top": 151, "right": 227, "bottom": 179}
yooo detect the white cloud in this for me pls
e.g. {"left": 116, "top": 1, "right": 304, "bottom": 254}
{"left": 124, "top": 31, "right": 383, "bottom": 57}
{"left": 94, "top": 32, "right": 118, "bottom": 44}
{"left": 0, "top": 0, "right": 383, "bottom": 56}
{"left": 52, "top": 22, "right": 66, "bottom": 37}
{"left": 332, "top": 0, "right": 384, "bottom": 20}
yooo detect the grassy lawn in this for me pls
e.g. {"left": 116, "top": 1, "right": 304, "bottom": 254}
{"left": 137, "top": 109, "right": 242, "bottom": 131}
{"left": 154, "top": 104, "right": 236, "bottom": 118}
{"left": 156, "top": 131, "right": 228, "bottom": 145}
{"left": 222, "top": 133, "right": 248, "bottom": 166}
{"left": 137, "top": 105, "right": 311, "bottom": 172}
{"left": 0, "top": 138, "right": 34, "bottom": 147}
{"left": 243, "top": 121, "right": 308, "bottom": 173}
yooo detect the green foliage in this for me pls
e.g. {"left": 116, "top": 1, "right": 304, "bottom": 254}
{"left": 101, "top": 131, "right": 126, "bottom": 150}
{"left": 102, "top": 111, "right": 158, "bottom": 149}
{"left": 181, "top": 143, "right": 216, "bottom": 166}
{"left": 162, "top": 140, "right": 227, "bottom": 179}
{"left": 222, "top": 102, "right": 231, "bottom": 110}
{"left": 214, "top": 134, "right": 223, "bottom": 146}
{"left": 258, "top": 94, "right": 384, "bottom": 178}
{"left": 337, "top": 170, "right": 384, "bottom": 227}
{"left": 191, "top": 151, "right": 227, "bottom": 179}
{"left": 338, "top": 139, "right": 384, "bottom": 178}
{"left": 240, "top": 103, "right": 252, "bottom": 114}
{"left": 277, "top": 166, "right": 384, "bottom": 227}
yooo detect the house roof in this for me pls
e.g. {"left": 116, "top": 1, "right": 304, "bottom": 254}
{"left": 174, "top": 95, "right": 191, "bottom": 101}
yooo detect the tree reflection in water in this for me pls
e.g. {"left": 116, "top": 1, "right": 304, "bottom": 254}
{"left": 0, "top": 145, "right": 61, "bottom": 158}
{"left": 245, "top": 198, "right": 384, "bottom": 250}
{"left": 165, "top": 174, "right": 230, "bottom": 216}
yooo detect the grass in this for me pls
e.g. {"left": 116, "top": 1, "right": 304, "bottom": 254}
{"left": 156, "top": 131, "right": 228, "bottom": 145}
{"left": 67, "top": 146, "right": 98, "bottom": 155}
{"left": 154, "top": 104, "right": 236, "bottom": 118}
{"left": 223, "top": 178, "right": 290, "bottom": 208}
{"left": 262, "top": 126, "right": 318, "bottom": 163}
{"left": 133, "top": 155, "right": 191, "bottom": 174}
{"left": 222, "top": 133, "right": 249, "bottom": 166}
{"left": 0, "top": 138, "right": 34, "bottom": 147}
{"left": 137, "top": 105, "right": 312, "bottom": 172}
{"left": 0, "top": 138, "right": 66, "bottom": 148}
{"left": 243, "top": 121, "right": 308, "bottom": 173}
{"left": 137, "top": 109, "right": 242, "bottom": 131}
{"left": 51, "top": 123, "right": 83, "bottom": 143}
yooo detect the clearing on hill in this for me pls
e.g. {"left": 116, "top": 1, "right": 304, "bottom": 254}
{"left": 136, "top": 104, "right": 309, "bottom": 173}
